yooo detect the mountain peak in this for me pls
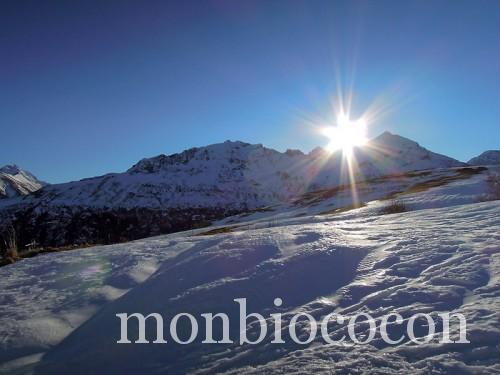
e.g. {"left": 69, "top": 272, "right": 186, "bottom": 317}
{"left": 127, "top": 140, "right": 274, "bottom": 174}
{"left": 371, "top": 131, "right": 419, "bottom": 148}
{"left": 361, "top": 131, "right": 464, "bottom": 171}
{"left": 468, "top": 150, "right": 500, "bottom": 165}
{"left": 0, "top": 164, "right": 22, "bottom": 175}
{"left": 0, "top": 164, "right": 45, "bottom": 199}
{"left": 308, "top": 146, "right": 327, "bottom": 158}
{"left": 377, "top": 130, "right": 394, "bottom": 137}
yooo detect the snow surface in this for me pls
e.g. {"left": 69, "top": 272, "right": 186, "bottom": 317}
{"left": 0, "top": 179, "right": 499, "bottom": 374}
{"left": 215, "top": 165, "right": 499, "bottom": 228}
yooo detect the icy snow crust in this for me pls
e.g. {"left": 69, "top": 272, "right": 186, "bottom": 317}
{"left": 0, "top": 195, "right": 499, "bottom": 373}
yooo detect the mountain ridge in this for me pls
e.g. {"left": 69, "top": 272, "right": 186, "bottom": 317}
{"left": 0, "top": 132, "right": 466, "bottom": 249}
{"left": 5, "top": 132, "right": 465, "bottom": 210}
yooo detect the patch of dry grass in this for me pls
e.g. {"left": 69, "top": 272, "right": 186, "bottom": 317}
{"left": 1, "top": 226, "right": 20, "bottom": 265}
{"left": 0, "top": 241, "right": 98, "bottom": 268}
{"left": 379, "top": 200, "right": 407, "bottom": 215}
{"left": 195, "top": 226, "right": 239, "bottom": 236}
{"left": 399, "top": 167, "right": 486, "bottom": 195}
{"left": 293, "top": 185, "right": 350, "bottom": 206}
{"left": 319, "top": 203, "right": 366, "bottom": 216}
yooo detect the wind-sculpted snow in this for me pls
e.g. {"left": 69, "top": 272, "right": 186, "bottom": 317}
{"left": 0, "top": 200, "right": 498, "bottom": 374}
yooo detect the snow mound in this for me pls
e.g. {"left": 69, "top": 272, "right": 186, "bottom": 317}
{"left": 0, "top": 199, "right": 498, "bottom": 374}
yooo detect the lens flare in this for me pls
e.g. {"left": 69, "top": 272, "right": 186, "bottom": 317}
{"left": 322, "top": 113, "right": 368, "bottom": 156}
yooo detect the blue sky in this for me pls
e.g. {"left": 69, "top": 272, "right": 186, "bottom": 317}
{"left": 1, "top": 0, "right": 499, "bottom": 183}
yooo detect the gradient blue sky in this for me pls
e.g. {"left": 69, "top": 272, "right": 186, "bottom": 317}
{"left": 1, "top": 0, "right": 499, "bottom": 183}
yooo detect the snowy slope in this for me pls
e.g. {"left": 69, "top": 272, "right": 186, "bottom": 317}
{"left": 214, "top": 165, "right": 498, "bottom": 228}
{"left": 468, "top": 150, "right": 500, "bottom": 166}
{"left": 0, "top": 192, "right": 498, "bottom": 374}
{"left": 0, "top": 165, "right": 45, "bottom": 199}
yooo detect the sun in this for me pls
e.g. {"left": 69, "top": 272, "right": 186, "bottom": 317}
{"left": 322, "top": 113, "right": 368, "bottom": 156}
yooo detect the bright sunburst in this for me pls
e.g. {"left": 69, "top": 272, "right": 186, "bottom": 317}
{"left": 322, "top": 112, "right": 368, "bottom": 156}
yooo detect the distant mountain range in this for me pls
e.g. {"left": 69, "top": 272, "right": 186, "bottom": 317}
{"left": 0, "top": 132, "right": 492, "bottom": 250}
{"left": 2, "top": 132, "right": 464, "bottom": 208}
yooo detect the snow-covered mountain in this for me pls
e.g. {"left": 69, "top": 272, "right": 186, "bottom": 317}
{"left": 0, "top": 164, "right": 45, "bottom": 199}
{"left": 0, "top": 132, "right": 465, "bottom": 249}
{"left": 12, "top": 132, "right": 463, "bottom": 209}
{"left": 468, "top": 150, "right": 500, "bottom": 165}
